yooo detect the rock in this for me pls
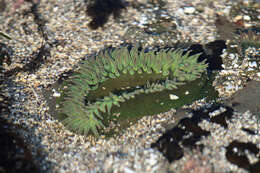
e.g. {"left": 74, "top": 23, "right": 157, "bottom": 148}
{"left": 225, "top": 80, "right": 260, "bottom": 119}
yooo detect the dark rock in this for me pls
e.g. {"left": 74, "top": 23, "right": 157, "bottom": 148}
{"left": 224, "top": 80, "right": 260, "bottom": 119}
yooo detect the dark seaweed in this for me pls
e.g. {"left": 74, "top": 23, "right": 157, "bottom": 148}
{"left": 152, "top": 103, "right": 260, "bottom": 172}
{"left": 4, "top": 43, "right": 51, "bottom": 76}
{"left": 151, "top": 104, "right": 234, "bottom": 163}
{"left": 241, "top": 128, "right": 257, "bottom": 135}
{"left": 22, "top": 1, "right": 48, "bottom": 40}
{"left": 86, "top": 0, "right": 126, "bottom": 29}
{"left": 226, "top": 141, "right": 260, "bottom": 173}
{"left": 152, "top": 105, "right": 233, "bottom": 162}
{"left": 186, "top": 40, "right": 226, "bottom": 71}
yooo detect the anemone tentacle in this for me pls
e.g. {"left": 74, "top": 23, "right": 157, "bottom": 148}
{"left": 56, "top": 46, "right": 208, "bottom": 136}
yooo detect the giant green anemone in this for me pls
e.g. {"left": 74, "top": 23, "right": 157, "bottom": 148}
{"left": 55, "top": 46, "right": 211, "bottom": 136}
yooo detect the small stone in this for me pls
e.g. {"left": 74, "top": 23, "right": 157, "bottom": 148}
{"left": 124, "top": 167, "right": 135, "bottom": 173}
{"left": 248, "top": 67, "right": 254, "bottom": 71}
{"left": 249, "top": 61, "right": 257, "bottom": 68}
{"left": 183, "top": 7, "right": 196, "bottom": 14}
{"left": 243, "top": 15, "right": 251, "bottom": 21}
{"left": 233, "top": 64, "right": 239, "bottom": 68}
{"left": 225, "top": 84, "right": 234, "bottom": 90}
{"left": 233, "top": 15, "right": 243, "bottom": 22}
{"left": 176, "top": 8, "right": 184, "bottom": 15}
{"left": 169, "top": 94, "right": 179, "bottom": 100}
{"left": 53, "top": 92, "right": 61, "bottom": 97}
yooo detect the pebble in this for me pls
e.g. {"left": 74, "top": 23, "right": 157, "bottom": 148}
{"left": 124, "top": 167, "right": 135, "bottom": 173}
{"left": 169, "top": 94, "right": 179, "bottom": 100}
{"left": 53, "top": 92, "right": 61, "bottom": 97}
{"left": 183, "top": 7, "right": 196, "bottom": 14}
{"left": 249, "top": 61, "right": 257, "bottom": 68}
{"left": 243, "top": 15, "right": 251, "bottom": 21}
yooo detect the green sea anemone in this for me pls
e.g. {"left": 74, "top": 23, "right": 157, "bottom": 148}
{"left": 55, "top": 46, "right": 209, "bottom": 136}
